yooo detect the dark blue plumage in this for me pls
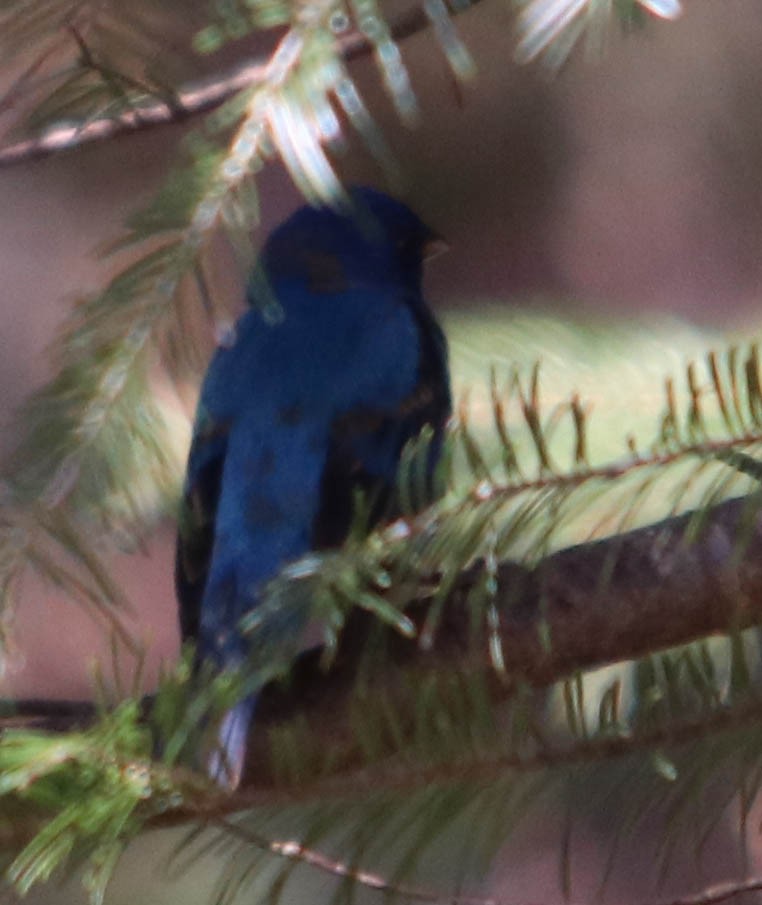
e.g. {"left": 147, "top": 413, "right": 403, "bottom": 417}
{"left": 176, "top": 187, "right": 451, "bottom": 786}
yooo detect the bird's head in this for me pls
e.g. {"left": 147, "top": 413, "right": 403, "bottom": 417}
{"left": 259, "top": 187, "right": 445, "bottom": 296}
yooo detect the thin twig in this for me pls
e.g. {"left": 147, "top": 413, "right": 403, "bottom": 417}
{"left": 658, "top": 876, "right": 762, "bottom": 905}
{"left": 0, "top": 6, "right": 434, "bottom": 168}
{"left": 216, "top": 817, "right": 501, "bottom": 905}
{"left": 209, "top": 820, "right": 762, "bottom": 905}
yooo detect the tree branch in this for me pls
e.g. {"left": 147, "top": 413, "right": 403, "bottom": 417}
{"left": 210, "top": 491, "right": 759, "bottom": 785}
{"left": 249, "top": 492, "right": 762, "bottom": 716}
{"left": 0, "top": 6, "right": 435, "bottom": 168}
{"left": 6, "top": 493, "right": 762, "bottom": 793}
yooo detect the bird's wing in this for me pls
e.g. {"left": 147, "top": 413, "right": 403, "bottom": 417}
{"left": 175, "top": 409, "right": 230, "bottom": 642}
{"left": 312, "top": 302, "right": 451, "bottom": 547}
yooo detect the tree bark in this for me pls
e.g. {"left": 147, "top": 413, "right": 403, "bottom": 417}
{"left": 5, "top": 493, "right": 762, "bottom": 790}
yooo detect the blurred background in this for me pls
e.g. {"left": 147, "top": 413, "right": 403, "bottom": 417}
{"left": 2, "top": 0, "right": 762, "bottom": 900}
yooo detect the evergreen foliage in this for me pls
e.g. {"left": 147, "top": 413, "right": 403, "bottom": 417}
{"left": 7, "top": 1, "right": 762, "bottom": 904}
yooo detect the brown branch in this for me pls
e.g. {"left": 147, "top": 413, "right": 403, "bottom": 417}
{"left": 234, "top": 492, "right": 762, "bottom": 785}
{"left": 476, "top": 492, "right": 762, "bottom": 683}
{"left": 0, "top": 6, "right": 434, "bottom": 168}
{"left": 215, "top": 817, "right": 500, "bottom": 905}
{"left": 201, "top": 821, "right": 762, "bottom": 905}
{"left": 247, "top": 491, "right": 762, "bottom": 708}
{"left": 8, "top": 664, "right": 762, "bottom": 810}
{"left": 0, "top": 57, "right": 265, "bottom": 167}
{"left": 5, "top": 493, "right": 762, "bottom": 793}
{"left": 178, "top": 819, "right": 762, "bottom": 905}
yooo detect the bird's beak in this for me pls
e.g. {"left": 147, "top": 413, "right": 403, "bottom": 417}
{"left": 422, "top": 234, "right": 449, "bottom": 261}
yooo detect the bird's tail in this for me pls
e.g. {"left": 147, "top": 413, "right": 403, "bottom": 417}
{"left": 208, "top": 696, "right": 256, "bottom": 789}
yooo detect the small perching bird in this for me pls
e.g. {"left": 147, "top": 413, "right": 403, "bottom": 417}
{"left": 176, "top": 186, "right": 452, "bottom": 787}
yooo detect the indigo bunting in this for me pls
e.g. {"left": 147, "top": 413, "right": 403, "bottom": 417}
{"left": 176, "top": 187, "right": 451, "bottom": 787}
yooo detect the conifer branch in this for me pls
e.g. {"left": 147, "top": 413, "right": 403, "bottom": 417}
{"left": 5, "top": 633, "right": 762, "bottom": 803}
{"left": 2, "top": 487, "right": 760, "bottom": 901}
{"left": 0, "top": 0, "right": 682, "bottom": 167}
{"left": 0, "top": 5, "right": 442, "bottom": 168}
{"left": 214, "top": 817, "right": 497, "bottom": 905}
{"left": 179, "top": 824, "right": 762, "bottom": 905}
{"left": 467, "top": 493, "right": 762, "bottom": 684}
{"left": 162, "top": 825, "right": 762, "bottom": 905}
{"left": 217, "top": 491, "right": 762, "bottom": 787}
{"left": 6, "top": 490, "right": 762, "bottom": 793}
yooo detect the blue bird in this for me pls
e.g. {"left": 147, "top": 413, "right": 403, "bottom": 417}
{"left": 176, "top": 187, "right": 451, "bottom": 787}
